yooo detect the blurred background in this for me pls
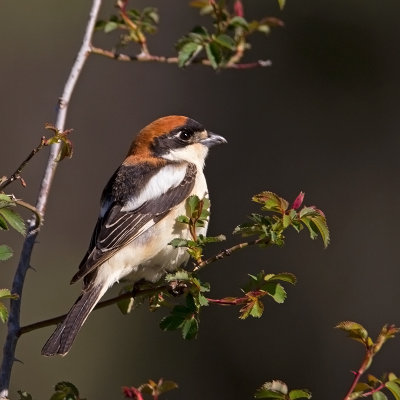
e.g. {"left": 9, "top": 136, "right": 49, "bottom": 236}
{"left": 1, "top": 0, "right": 400, "bottom": 398}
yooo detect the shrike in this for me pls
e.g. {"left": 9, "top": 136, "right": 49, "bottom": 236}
{"left": 42, "top": 115, "right": 226, "bottom": 356}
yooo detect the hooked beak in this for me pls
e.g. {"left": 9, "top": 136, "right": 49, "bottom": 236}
{"left": 201, "top": 131, "right": 228, "bottom": 148}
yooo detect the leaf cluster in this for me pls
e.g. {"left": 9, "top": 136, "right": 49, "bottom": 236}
{"left": 123, "top": 378, "right": 178, "bottom": 400}
{"left": 95, "top": 2, "right": 159, "bottom": 50}
{"left": 177, "top": 0, "right": 284, "bottom": 68}
{"left": 336, "top": 321, "right": 400, "bottom": 399}
{"left": 17, "top": 382, "right": 85, "bottom": 400}
{"left": 235, "top": 191, "right": 330, "bottom": 248}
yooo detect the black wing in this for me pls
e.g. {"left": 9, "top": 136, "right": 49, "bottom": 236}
{"left": 71, "top": 162, "right": 197, "bottom": 285}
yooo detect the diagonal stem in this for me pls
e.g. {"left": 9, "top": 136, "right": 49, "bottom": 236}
{"left": 0, "top": 1, "right": 103, "bottom": 397}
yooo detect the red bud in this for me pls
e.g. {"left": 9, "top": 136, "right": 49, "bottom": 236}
{"left": 291, "top": 191, "right": 305, "bottom": 210}
{"left": 234, "top": 0, "right": 244, "bottom": 17}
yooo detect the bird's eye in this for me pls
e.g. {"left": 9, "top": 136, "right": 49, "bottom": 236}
{"left": 179, "top": 130, "right": 193, "bottom": 141}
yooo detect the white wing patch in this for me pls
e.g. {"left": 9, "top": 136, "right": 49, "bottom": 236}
{"left": 121, "top": 164, "right": 187, "bottom": 212}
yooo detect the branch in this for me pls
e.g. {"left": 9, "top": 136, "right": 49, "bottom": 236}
{"left": 0, "top": 136, "right": 46, "bottom": 191}
{"left": 193, "top": 237, "right": 269, "bottom": 271}
{"left": 19, "top": 284, "right": 168, "bottom": 336}
{"left": 90, "top": 46, "right": 271, "bottom": 69}
{"left": 0, "top": 0, "right": 103, "bottom": 397}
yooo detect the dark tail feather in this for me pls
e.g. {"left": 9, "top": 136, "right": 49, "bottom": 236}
{"left": 41, "top": 285, "right": 103, "bottom": 356}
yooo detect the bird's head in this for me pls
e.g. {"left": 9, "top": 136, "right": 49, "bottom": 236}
{"left": 125, "top": 116, "right": 227, "bottom": 166}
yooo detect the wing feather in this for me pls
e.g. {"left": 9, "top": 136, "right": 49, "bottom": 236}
{"left": 70, "top": 163, "right": 197, "bottom": 285}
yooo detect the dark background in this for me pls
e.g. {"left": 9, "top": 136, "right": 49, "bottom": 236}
{"left": 1, "top": 0, "right": 400, "bottom": 398}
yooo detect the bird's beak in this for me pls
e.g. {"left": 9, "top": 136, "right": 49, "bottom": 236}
{"left": 201, "top": 131, "right": 228, "bottom": 148}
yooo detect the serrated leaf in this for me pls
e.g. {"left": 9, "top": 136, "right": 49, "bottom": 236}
{"left": 336, "top": 321, "right": 368, "bottom": 343}
{"left": 310, "top": 215, "right": 330, "bottom": 248}
{"left": 198, "top": 293, "right": 209, "bottom": 306}
{"left": 354, "top": 382, "right": 372, "bottom": 392}
{"left": 385, "top": 382, "right": 400, "bottom": 400}
{"left": 160, "top": 314, "right": 185, "bottom": 331}
{"left": 165, "top": 270, "right": 190, "bottom": 281}
{"left": 0, "top": 194, "right": 14, "bottom": 208}
{"left": 265, "top": 273, "right": 297, "bottom": 285}
{"left": 229, "top": 16, "right": 249, "bottom": 30}
{"left": 0, "top": 244, "right": 13, "bottom": 261}
{"left": 181, "top": 316, "right": 198, "bottom": 339}
{"left": 176, "top": 215, "right": 190, "bottom": 224}
{"left": 187, "top": 195, "right": 200, "bottom": 215}
{"left": 0, "top": 303, "right": 8, "bottom": 323}
{"left": 178, "top": 42, "right": 203, "bottom": 67}
{"left": 0, "top": 289, "right": 18, "bottom": 300}
{"left": 169, "top": 238, "right": 189, "bottom": 248}
{"left": 289, "top": 389, "right": 312, "bottom": 399}
{"left": 214, "top": 34, "right": 236, "bottom": 50}
{"left": 389, "top": 373, "right": 398, "bottom": 382}
{"left": 205, "top": 42, "right": 222, "bottom": 69}
{"left": 51, "top": 381, "right": 80, "bottom": 400}
{"left": 373, "top": 392, "right": 388, "bottom": 400}
{"left": 265, "top": 283, "right": 287, "bottom": 303}
{"left": 253, "top": 191, "right": 289, "bottom": 213}
{"left": 104, "top": 21, "right": 119, "bottom": 33}
{"left": 0, "top": 208, "right": 26, "bottom": 235}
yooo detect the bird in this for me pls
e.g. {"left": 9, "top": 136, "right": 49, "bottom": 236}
{"left": 41, "top": 115, "right": 227, "bottom": 356}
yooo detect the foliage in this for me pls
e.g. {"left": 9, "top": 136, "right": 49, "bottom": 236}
{"left": 254, "top": 380, "right": 311, "bottom": 399}
{"left": 115, "top": 191, "right": 329, "bottom": 341}
{"left": 95, "top": 0, "right": 285, "bottom": 68}
{"left": 337, "top": 321, "right": 400, "bottom": 399}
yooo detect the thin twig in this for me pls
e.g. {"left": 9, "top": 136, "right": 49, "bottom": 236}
{"left": 90, "top": 46, "right": 271, "bottom": 69}
{"left": 0, "top": 137, "right": 46, "bottom": 191}
{"left": 0, "top": 1, "right": 103, "bottom": 397}
{"left": 194, "top": 237, "right": 269, "bottom": 271}
{"left": 19, "top": 284, "right": 168, "bottom": 336}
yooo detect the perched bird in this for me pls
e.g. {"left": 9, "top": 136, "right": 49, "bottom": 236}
{"left": 41, "top": 115, "right": 226, "bottom": 356}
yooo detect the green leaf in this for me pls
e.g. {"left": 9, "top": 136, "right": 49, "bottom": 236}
{"left": 289, "top": 389, "right": 312, "bottom": 399}
{"left": 176, "top": 215, "right": 190, "bottom": 224}
{"left": 169, "top": 238, "right": 189, "bottom": 248}
{"left": 265, "top": 283, "right": 287, "bottom": 303}
{"left": 310, "top": 215, "right": 330, "bottom": 248}
{"left": 0, "top": 303, "right": 8, "bottom": 323}
{"left": 0, "top": 194, "right": 14, "bottom": 208}
{"left": 386, "top": 382, "right": 400, "bottom": 400}
{"left": 165, "top": 270, "right": 190, "bottom": 281}
{"left": 335, "top": 321, "right": 369, "bottom": 344}
{"left": 0, "top": 289, "right": 18, "bottom": 300}
{"left": 205, "top": 42, "right": 221, "bottom": 69}
{"left": 265, "top": 273, "right": 297, "bottom": 285}
{"left": 160, "top": 314, "right": 186, "bottom": 331}
{"left": 104, "top": 21, "right": 119, "bottom": 33}
{"left": 253, "top": 191, "right": 289, "bottom": 213}
{"left": 258, "top": 24, "right": 271, "bottom": 34}
{"left": 50, "top": 381, "right": 81, "bottom": 400}
{"left": 178, "top": 42, "right": 203, "bottom": 67}
{"left": 157, "top": 380, "right": 179, "bottom": 395}
{"left": 214, "top": 34, "right": 236, "bottom": 50}
{"left": 181, "top": 316, "right": 198, "bottom": 339}
{"left": 229, "top": 16, "right": 249, "bottom": 30}
{"left": 0, "top": 244, "right": 13, "bottom": 261}
{"left": 0, "top": 214, "right": 8, "bottom": 230}
{"left": 187, "top": 195, "right": 200, "bottom": 215}
{"left": 277, "top": 0, "right": 286, "bottom": 10}
{"left": 373, "top": 392, "right": 388, "bottom": 400}
{"left": 0, "top": 208, "right": 26, "bottom": 235}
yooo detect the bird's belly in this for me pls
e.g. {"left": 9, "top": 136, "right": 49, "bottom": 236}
{"left": 95, "top": 192, "right": 208, "bottom": 288}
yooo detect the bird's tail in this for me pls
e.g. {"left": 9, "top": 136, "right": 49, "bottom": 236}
{"left": 41, "top": 285, "right": 104, "bottom": 356}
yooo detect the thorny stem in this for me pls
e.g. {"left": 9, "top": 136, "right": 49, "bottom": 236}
{"left": 90, "top": 46, "right": 272, "bottom": 69}
{"left": 0, "top": 0, "right": 103, "bottom": 397}
{"left": 343, "top": 349, "right": 374, "bottom": 400}
{"left": 194, "top": 237, "right": 270, "bottom": 271}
